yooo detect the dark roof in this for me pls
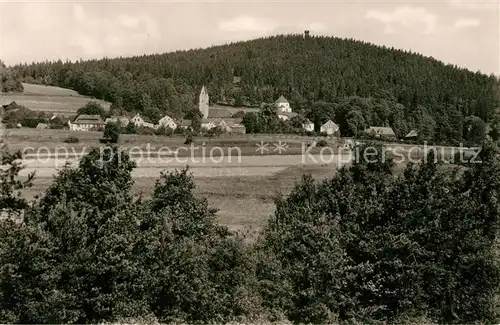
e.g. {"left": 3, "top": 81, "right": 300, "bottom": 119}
{"left": 74, "top": 114, "right": 104, "bottom": 124}
{"left": 2, "top": 101, "right": 18, "bottom": 110}
{"left": 303, "top": 119, "right": 314, "bottom": 125}
{"left": 365, "top": 126, "right": 396, "bottom": 137}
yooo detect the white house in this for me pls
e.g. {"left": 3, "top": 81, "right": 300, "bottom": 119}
{"left": 131, "top": 114, "right": 144, "bottom": 127}
{"left": 320, "top": 120, "right": 340, "bottom": 135}
{"left": 131, "top": 113, "right": 156, "bottom": 129}
{"left": 201, "top": 119, "right": 216, "bottom": 130}
{"left": 69, "top": 114, "right": 105, "bottom": 131}
{"left": 275, "top": 95, "right": 292, "bottom": 113}
{"left": 157, "top": 115, "right": 177, "bottom": 130}
{"left": 302, "top": 119, "right": 314, "bottom": 132}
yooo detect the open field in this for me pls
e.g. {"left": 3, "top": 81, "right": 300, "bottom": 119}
{"left": 19, "top": 160, "right": 454, "bottom": 234}
{"left": 1, "top": 83, "right": 111, "bottom": 116}
{"left": 5, "top": 128, "right": 348, "bottom": 158}
{"left": 7, "top": 126, "right": 475, "bottom": 233}
{"left": 21, "top": 164, "right": 341, "bottom": 233}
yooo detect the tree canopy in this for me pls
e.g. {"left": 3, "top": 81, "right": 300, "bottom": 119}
{"left": 10, "top": 35, "right": 499, "bottom": 141}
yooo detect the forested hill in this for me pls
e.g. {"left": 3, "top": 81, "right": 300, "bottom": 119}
{"left": 11, "top": 34, "right": 499, "bottom": 131}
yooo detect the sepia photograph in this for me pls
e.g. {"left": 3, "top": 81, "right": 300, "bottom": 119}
{"left": 0, "top": 0, "right": 499, "bottom": 323}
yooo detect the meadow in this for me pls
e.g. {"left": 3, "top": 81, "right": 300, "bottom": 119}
{"left": 8, "top": 127, "right": 470, "bottom": 235}
{"left": 6, "top": 127, "right": 350, "bottom": 157}
{"left": 1, "top": 83, "right": 111, "bottom": 116}
{"left": 22, "top": 163, "right": 341, "bottom": 234}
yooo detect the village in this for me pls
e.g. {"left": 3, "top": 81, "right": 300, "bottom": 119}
{"left": 64, "top": 86, "right": 411, "bottom": 141}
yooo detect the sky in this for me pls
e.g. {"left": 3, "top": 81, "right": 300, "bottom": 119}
{"left": 0, "top": 0, "right": 499, "bottom": 75}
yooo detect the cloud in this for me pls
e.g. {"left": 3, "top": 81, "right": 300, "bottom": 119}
{"left": 365, "top": 6, "right": 438, "bottom": 34}
{"left": 218, "top": 15, "right": 278, "bottom": 33}
{"left": 2, "top": 3, "right": 162, "bottom": 63}
{"left": 117, "top": 14, "right": 141, "bottom": 29}
{"left": 454, "top": 18, "right": 481, "bottom": 28}
{"left": 448, "top": 1, "right": 498, "bottom": 10}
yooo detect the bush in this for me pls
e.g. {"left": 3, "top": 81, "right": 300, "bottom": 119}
{"left": 103, "top": 122, "right": 121, "bottom": 143}
{"left": 63, "top": 136, "right": 79, "bottom": 143}
{"left": 316, "top": 139, "right": 328, "bottom": 147}
{"left": 184, "top": 134, "right": 193, "bottom": 145}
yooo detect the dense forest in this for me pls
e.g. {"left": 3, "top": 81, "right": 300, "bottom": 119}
{"left": 1, "top": 143, "right": 500, "bottom": 324}
{"left": 8, "top": 34, "right": 500, "bottom": 142}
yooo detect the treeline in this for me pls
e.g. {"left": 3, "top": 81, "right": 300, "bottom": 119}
{"left": 1, "top": 143, "right": 500, "bottom": 324}
{"left": 302, "top": 98, "right": 493, "bottom": 145}
{"left": 10, "top": 35, "right": 499, "bottom": 136}
{"left": 0, "top": 60, "right": 23, "bottom": 93}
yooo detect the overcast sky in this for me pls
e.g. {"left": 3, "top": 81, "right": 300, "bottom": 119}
{"left": 0, "top": 0, "right": 498, "bottom": 75}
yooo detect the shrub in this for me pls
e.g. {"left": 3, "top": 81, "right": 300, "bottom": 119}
{"left": 63, "top": 136, "right": 79, "bottom": 143}
{"left": 316, "top": 139, "right": 328, "bottom": 147}
{"left": 103, "top": 122, "right": 121, "bottom": 143}
{"left": 184, "top": 134, "right": 193, "bottom": 145}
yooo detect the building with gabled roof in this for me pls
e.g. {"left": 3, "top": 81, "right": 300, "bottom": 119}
{"left": 365, "top": 126, "right": 396, "bottom": 138}
{"left": 275, "top": 95, "right": 292, "bottom": 113}
{"left": 157, "top": 114, "right": 177, "bottom": 130}
{"left": 69, "top": 114, "right": 105, "bottom": 131}
{"left": 320, "top": 120, "right": 340, "bottom": 135}
{"left": 303, "top": 118, "right": 314, "bottom": 132}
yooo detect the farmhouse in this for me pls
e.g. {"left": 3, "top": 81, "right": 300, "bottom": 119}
{"left": 158, "top": 115, "right": 177, "bottom": 130}
{"left": 131, "top": 113, "right": 156, "bottom": 129}
{"left": 131, "top": 114, "right": 144, "bottom": 127}
{"left": 302, "top": 119, "right": 314, "bottom": 132}
{"left": 320, "top": 120, "right": 340, "bottom": 135}
{"left": 365, "top": 126, "right": 396, "bottom": 139}
{"left": 69, "top": 114, "right": 105, "bottom": 131}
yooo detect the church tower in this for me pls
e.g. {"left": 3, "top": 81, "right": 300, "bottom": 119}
{"left": 199, "top": 86, "right": 209, "bottom": 119}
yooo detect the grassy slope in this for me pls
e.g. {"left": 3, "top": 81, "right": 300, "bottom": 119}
{"left": 22, "top": 164, "right": 340, "bottom": 233}
{"left": 0, "top": 83, "right": 111, "bottom": 116}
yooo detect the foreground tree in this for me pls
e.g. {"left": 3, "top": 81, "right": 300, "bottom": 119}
{"left": 259, "top": 142, "right": 500, "bottom": 323}
{"left": 0, "top": 148, "right": 259, "bottom": 323}
{"left": 102, "top": 121, "right": 121, "bottom": 143}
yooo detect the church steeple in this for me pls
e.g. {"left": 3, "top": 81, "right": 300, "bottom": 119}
{"left": 199, "top": 86, "right": 209, "bottom": 119}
